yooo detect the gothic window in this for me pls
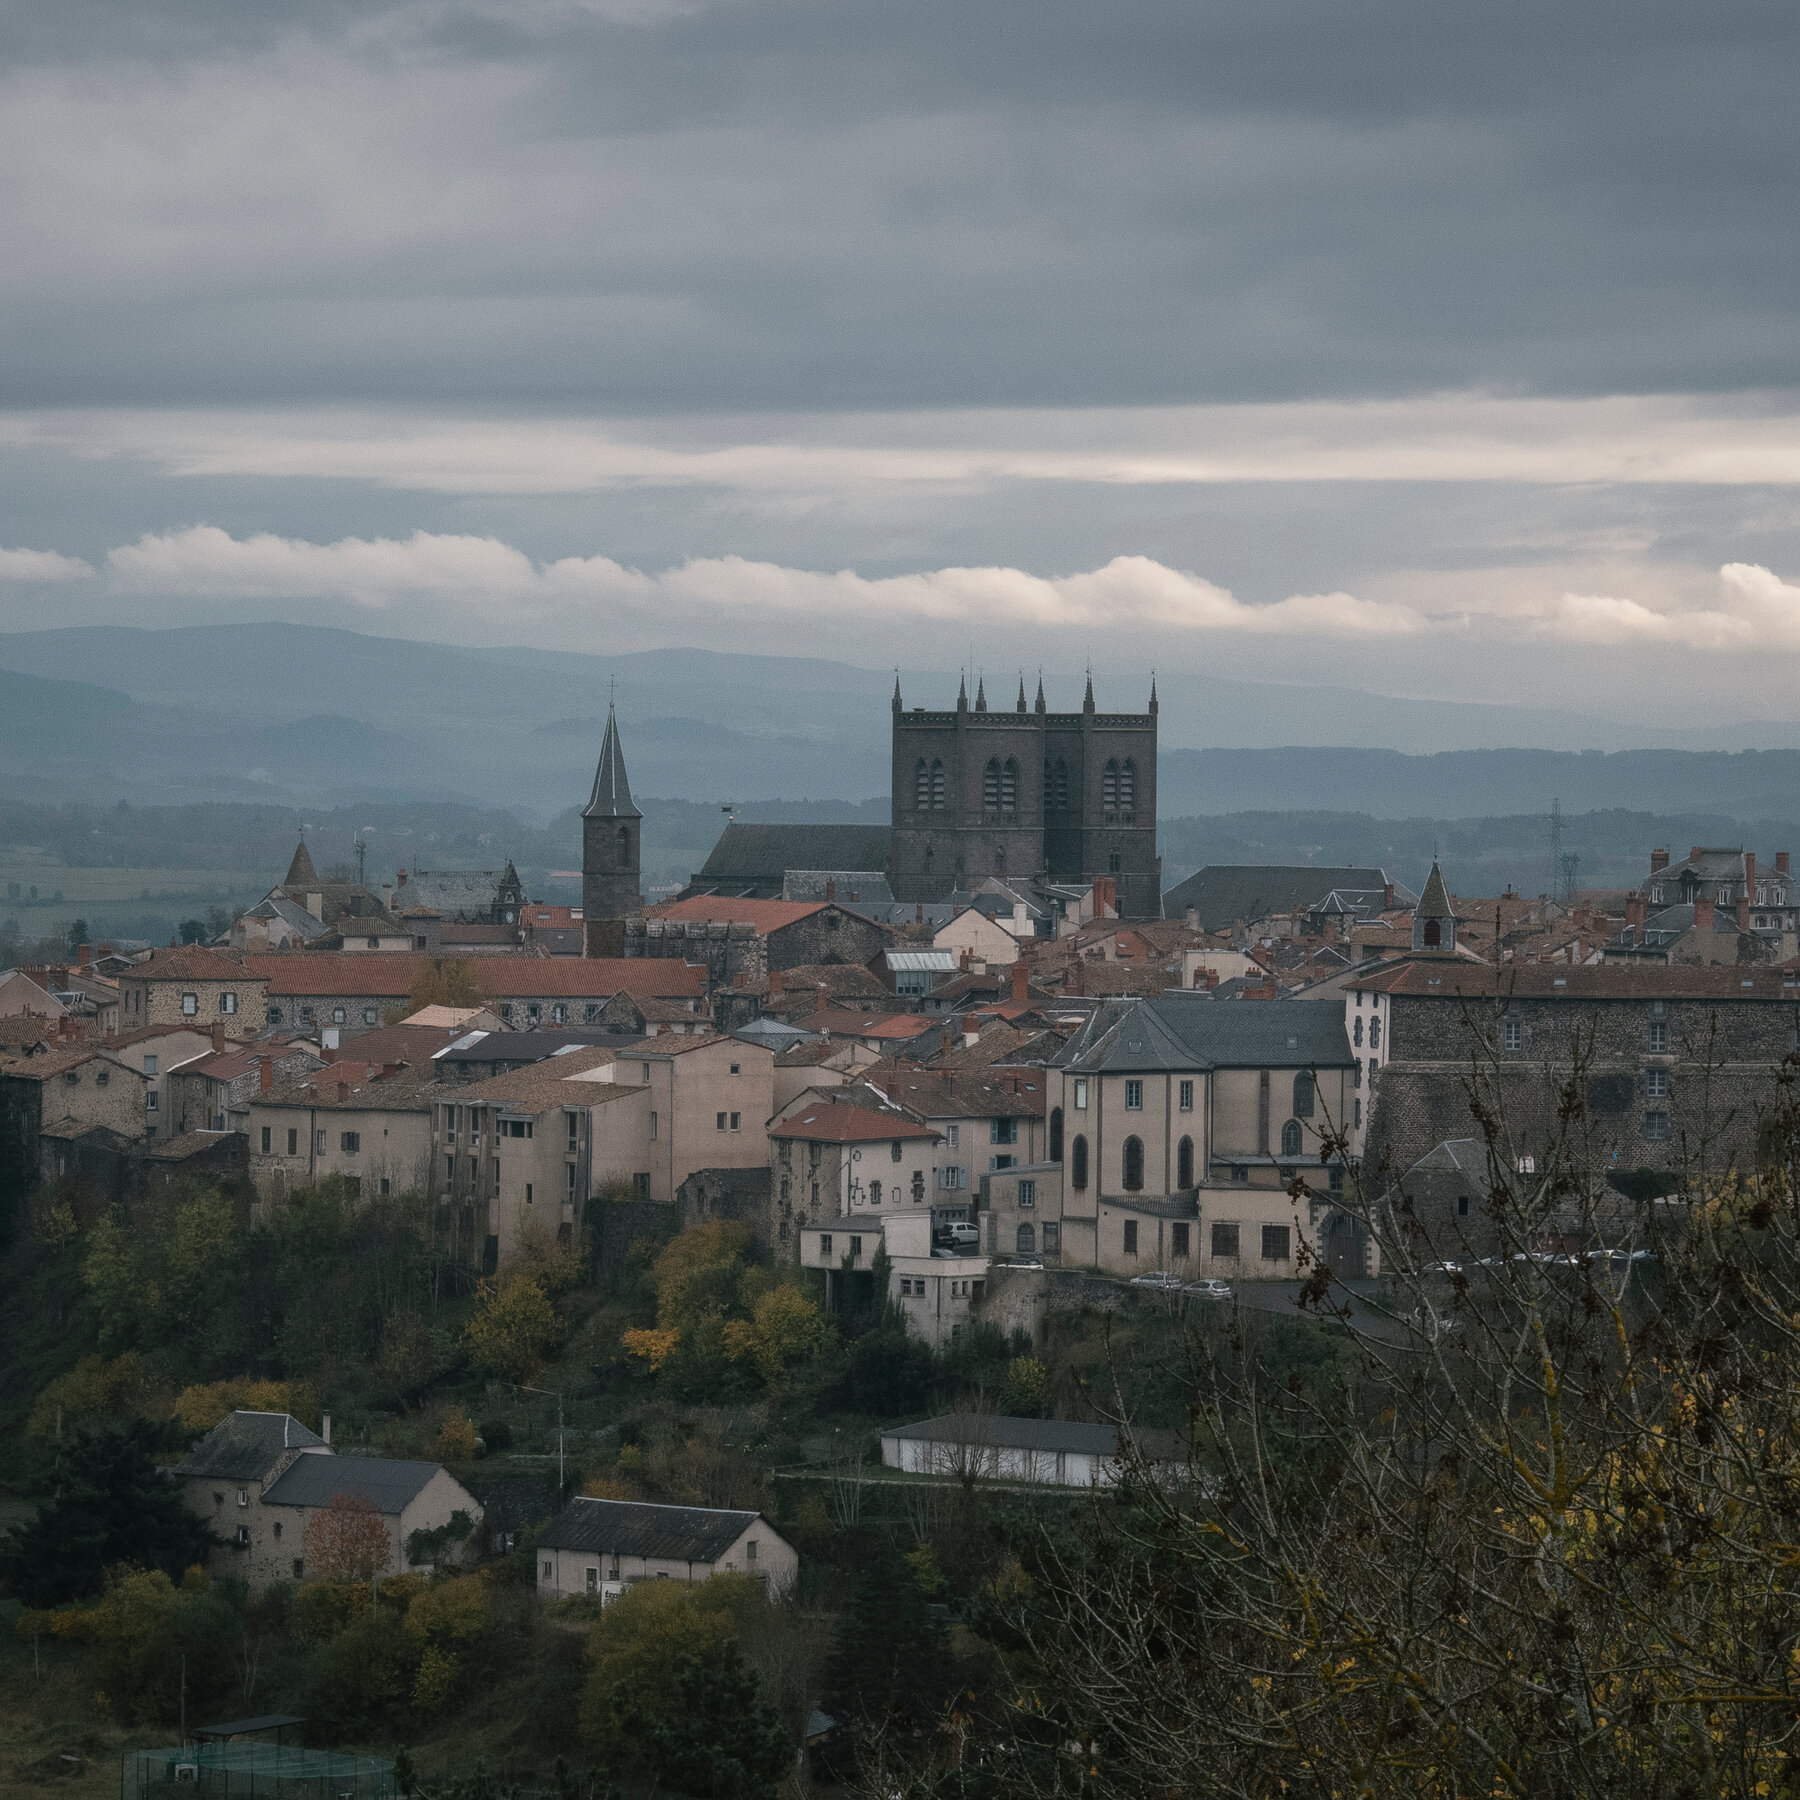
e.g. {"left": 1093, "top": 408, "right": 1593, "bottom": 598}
{"left": 1001, "top": 758, "right": 1018, "bottom": 811}
{"left": 1177, "top": 1135, "right": 1194, "bottom": 1188}
{"left": 931, "top": 760, "right": 946, "bottom": 809}
{"left": 915, "top": 758, "right": 930, "bottom": 810}
{"left": 1281, "top": 1118, "right": 1303, "bottom": 1157}
{"left": 1122, "top": 1135, "right": 1145, "bottom": 1191}
{"left": 984, "top": 758, "right": 1001, "bottom": 809}
{"left": 1049, "top": 1105, "right": 1063, "bottom": 1162}
{"left": 1293, "top": 1071, "right": 1315, "bottom": 1118}
{"left": 1102, "top": 760, "right": 1119, "bottom": 810}
{"left": 1119, "top": 759, "right": 1136, "bottom": 811}
{"left": 1071, "top": 1134, "right": 1089, "bottom": 1190}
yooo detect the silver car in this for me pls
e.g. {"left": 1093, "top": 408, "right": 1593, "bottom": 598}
{"left": 1183, "top": 1278, "right": 1233, "bottom": 1301}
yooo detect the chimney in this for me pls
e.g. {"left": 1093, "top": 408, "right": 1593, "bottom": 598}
{"left": 1738, "top": 893, "right": 1751, "bottom": 933}
{"left": 1695, "top": 895, "right": 1715, "bottom": 933}
{"left": 1746, "top": 852, "right": 1757, "bottom": 893}
{"left": 915, "top": 903, "right": 923, "bottom": 926}
{"left": 98, "top": 942, "right": 113, "bottom": 959}
{"left": 77, "top": 943, "right": 91, "bottom": 970}
{"left": 826, "top": 878, "right": 836, "bottom": 903}
{"left": 1625, "top": 891, "right": 1646, "bottom": 939}
{"left": 1068, "top": 954, "right": 1085, "bottom": 996}
{"left": 1185, "top": 905, "right": 1198, "bottom": 931}
{"left": 1011, "top": 959, "right": 1028, "bottom": 1003}
{"left": 1651, "top": 847, "right": 1669, "bottom": 872}
{"left": 211, "top": 1022, "right": 225, "bottom": 1052}
{"left": 1690, "top": 847, "right": 1703, "bottom": 867}
{"left": 1780, "top": 852, "right": 1792, "bottom": 877}
{"left": 259, "top": 1054, "right": 273, "bottom": 1092}
{"left": 321, "top": 1412, "right": 331, "bottom": 1446}
{"left": 336, "top": 1080, "right": 349, "bottom": 1104}
{"left": 1383, "top": 883, "right": 1395, "bottom": 910}
{"left": 960, "top": 945, "right": 973, "bottom": 971}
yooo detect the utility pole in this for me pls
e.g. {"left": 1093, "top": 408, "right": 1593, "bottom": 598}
{"left": 521, "top": 1384, "right": 566, "bottom": 1494}
{"left": 1547, "top": 797, "right": 1564, "bottom": 900}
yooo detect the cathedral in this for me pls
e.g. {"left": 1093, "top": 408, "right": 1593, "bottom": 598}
{"left": 887, "top": 672, "right": 1161, "bottom": 918}
{"left": 676, "top": 671, "right": 1163, "bottom": 919}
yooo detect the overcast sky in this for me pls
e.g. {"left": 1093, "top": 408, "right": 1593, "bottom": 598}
{"left": 5, "top": 0, "right": 1800, "bottom": 739}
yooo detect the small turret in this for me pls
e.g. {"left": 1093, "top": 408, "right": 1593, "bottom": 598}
{"left": 1149, "top": 675, "right": 1159, "bottom": 715}
{"left": 1034, "top": 675, "right": 1047, "bottom": 715}
{"left": 975, "top": 676, "right": 988, "bottom": 712}
{"left": 957, "top": 673, "right": 969, "bottom": 714}
{"left": 892, "top": 674, "right": 903, "bottom": 713}
{"left": 1083, "top": 671, "right": 1095, "bottom": 715}
{"left": 1016, "top": 675, "right": 1027, "bottom": 714}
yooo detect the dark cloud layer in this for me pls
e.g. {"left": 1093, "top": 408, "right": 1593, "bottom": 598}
{"left": 3, "top": 0, "right": 1797, "bottom": 409}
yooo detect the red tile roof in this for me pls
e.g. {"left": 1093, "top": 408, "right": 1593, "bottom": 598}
{"left": 246, "top": 954, "right": 704, "bottom": 999}
{"left": 650, "top": 897, "right": 826, "bottom": 931}
{"left": 770, "top": 1099, "right": 940, "bottom": 1143}
{"left": 123, "top": 946, "right": 258, "bottom": 982}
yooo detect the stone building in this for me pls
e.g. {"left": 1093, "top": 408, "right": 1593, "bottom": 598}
{"left": 582, "top": 702, "right": 641, "bottom": 955}
{"left": 116, "top": 946, "right": 269, "bottom": 1033}
{"left": 1360, "top": 961, "right": 1800, "bottom": 1184}
{"left": 889, "top": 673, "right": 1161, "bottom": 918}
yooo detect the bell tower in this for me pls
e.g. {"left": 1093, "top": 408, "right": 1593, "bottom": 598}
{"left": 582, "top": 701, "right": 642, "bottom": 955}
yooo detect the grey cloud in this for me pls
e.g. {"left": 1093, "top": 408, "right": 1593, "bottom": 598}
{"left": 1, "top": 1, "right": 1797, "bottom": 409}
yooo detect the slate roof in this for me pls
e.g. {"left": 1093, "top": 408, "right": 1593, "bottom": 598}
{"left": 395, "top": 870, "right": 510, "bottom": 921}
{"left": 173, "top": 1410, "right": 327, "bottom": 1481}
{"left": 882, "top": 1412, "right": 1183, "bottom": 1460}
{"left": 1364, "top": 963, "right": 1800, "bottom": 1000}
{"left": 245, "top": 894, "right": 332, "bottom": 944}
{"left": 434, "top": 1028, "right": 647, "bottom": 1072}
{"left": 1162, "top": 866, "right": 1412, "bottom": 932}
{"left": 858, "top": 1066, "right": 1048, "bottom": 1120}
{"left": 262, "top": 1452, "right": 444, "bottom": 1515}
{"left": 783, "top": 870, "right": 893, "bottom": 903}
{"left": 690, "top": 824, "right": 893, "bottom": 896}
{"left": 582, "top": 704, "right": 641, "bottom": 820}
{"left": 1055, "top": 992, "right": 1354, "bottom": 1073}
{"left": 284, "top": 840, "right": 319, "bottom": 887}
{"left": 537, "top": 1496, "right": 765, "bottom": 1563}
{"left": 1416, "top": 862, "right": 1455, "bottom": 921}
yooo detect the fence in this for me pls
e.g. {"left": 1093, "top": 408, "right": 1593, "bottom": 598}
{"left": 122, "top": 1743, "right": 395, "bottom": 1800}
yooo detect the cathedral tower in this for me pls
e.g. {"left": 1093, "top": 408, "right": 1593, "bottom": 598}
{"left": 582, "top": 702, "right": 642, "bottom": 955}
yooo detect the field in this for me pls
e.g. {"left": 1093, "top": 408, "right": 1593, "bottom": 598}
{"left": 0, "top": 849, "right": 273, "bottom": 942}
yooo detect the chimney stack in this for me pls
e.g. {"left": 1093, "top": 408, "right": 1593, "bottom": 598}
{"left": 1651, "top": 848, "right": 1669, "bottom": 873}
{"left": 1011, "top": 959, "right": 1028, "bottom": 1003}
{"left": 1780, "top": 852, "right": 1792, "bottom": 877}
{"left": 1690, "top": 847, "right": 1704, "bottom": 867}
{"left": 77, "top": 943, "right": 91, "bottom": 970}
{"left": 336, "top": 1080, "right": 349, "bottom": 1104}
{"left": 1746, "top": 852, "right": 1758, "bottom": 893}
{"left": 211, "top": 1022, "right": 225, "bottom": 1052}
{"left": 1625, "top": 891, "right": 1646, "bottom": 940}
{"left": 1695, "top": 895, "right": 1716, "bottom": 933}
{"left": 259, "top": 1054, "right": 273, "bottom": 1092}
{"left": 1383, "top": 882, "right": 1395, "bottom": 910}
{"left": 1738, "top": 893, "right": 1752, "bottom": 933}
{"left": 825, "top": 878, "right": 836, "bottom": 903}
{"left": 321, "top": 1412, "right": 331, "bottom": 1446}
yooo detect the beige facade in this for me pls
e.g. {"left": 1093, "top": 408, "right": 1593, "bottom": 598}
{"left": 20, "top": 1048, "right": 153, "bottom": 1178}
{"left": 934, "top": 907, "right": 1023, "bottom": 966}
{"left": 538, "top": 1516, "right": 797, "bottom": 1603}
{"left": 431, "top": 1068, "right": 653, "bottom": 1266}
{"left": 768, "top": 1088, "right": 943, "bottom": 1258}
{"left": 246, "top": 1068, "right": 438, "bottom": 1208}
{"left": 117, "top": 948, "right": 269, "bottom": 1034}
{"left": 562, "top": 1036, "right": 773, "bottom": 1204}
{"left": 798, "top": 1209, "right": 989, "bottom": 1347}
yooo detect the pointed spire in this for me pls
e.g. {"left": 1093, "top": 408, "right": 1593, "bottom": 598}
{"left": 1418, "top": 859, "right": 1453, "bottom": 919}
{"left": 1034, "top": 674, "right": 1046, "bottom": 715}
{"left": 1149, "top": 673, "right": 1159, "bottom": 715}
{"left": 892, "top": 672, "right": 903, "bottom": 713}
{"left": 1083, "top": 669, "right": 1095, "bottom": 713}
{"left": 283, "top": 837, "right": 318, "bottom": 890}
{"left": 1016, "top": 674, "right": 1027, "bottom": 714}
{"left": 582, "top": 702, "right": 642, "bottom": 820}
{"left": 957, "top": 672, "right": 969, "bottom": 712}
{"left": 975, "top": 675, "right": 988, "bottom": 712}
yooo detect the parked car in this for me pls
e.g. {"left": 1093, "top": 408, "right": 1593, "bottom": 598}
{"left": 934, "top": 1221, "right": 980, "bottom": 1250}
{"left": 1411, "top": 1305, "right": 1462, "bottom": 1335}
{"left": 1183, "top": 1278, "right": 1233, "bottom": 1301}
{"left": 1129, "top": 1271, "right": 1185, "bottom": 1289}
{"left": 1423, "top": 1261, "right": 1465, "bottom": 1276}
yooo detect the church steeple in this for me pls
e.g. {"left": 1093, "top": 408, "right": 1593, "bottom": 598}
{"left": 1149, "top": 674, "right": 1159, "bottom": 715}
{"left": 975, "top": 675, "right": 988, "bottom": 712}
{"left": 283, "top": 837, "right": 318, "bottom": 890}
{"left": 582, "top": 702, "right": 640, "bottom": 820}
{"left": 957, "top": 672, "right": 969, "bottom": 713}
{"left": 1034, "top": 675, "right": 1046, "bottom": 715}
{"left": 1016, "top": 675, "right": 1027, "bottom": 714}
{"left": 1083, "top": 670, "right": 1095, "bottom": 714}
{"left": 892, "top": 674, "right": 903, "bottom": 713}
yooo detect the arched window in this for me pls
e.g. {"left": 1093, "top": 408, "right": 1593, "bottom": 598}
{"left": 931, "top": 760, "right": 946, "bottom": 809}
{"left": 1119, "top": 759, "right": 1136, "bottom": 810}
{"left": 1102, "top": 759, "right": 1119, "bottom": 810}
{"left": 915, "top": 758, "right": 930, "bottom": 810}
{"left": 1123, "top": 1135, "right": 1144, "bottom": 1191}
{"left": 984, "top": 758, "right": 1001, "bottom": 810}
{"left": 1001, "top": 758, "right": 1018, "bottom": 811}
{"left": 617, "top": 824, "right": 630, "bottom": 862}
{"left": 1353, "top": 1015, "right": 1363, "bottom": 1047}
{"left": 1423, "top": 917, "right": 1441, "bottom": 948}
{"left": 1071, "top": 1134, "right": 1089, "bottom": 1190}
{"left": 1177, "top": 1135, "right": 1194, "bottom": 1188}
{"left": 1293, "top": 1071, "right": 1315, "bottom": 1118}
{"left": 1049, "top": 1105, "right": 1064, "bottom": 1162}
{"left": 1017, "top": 1223, "right": 1036, "bottom": 1256}
{"left": 1281, "top": 1118, "right": 1303, "bottom": 1157}
{"left": 868, "top": 1180, "right": 882, "bottom": 1206}
{"left": 1369, "top": 1017, "right": 1381, "bottom": 1049}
